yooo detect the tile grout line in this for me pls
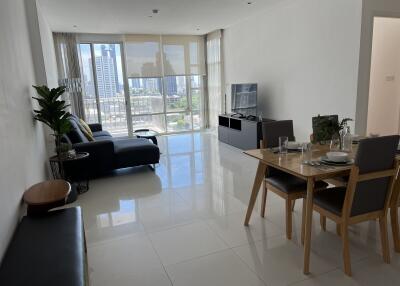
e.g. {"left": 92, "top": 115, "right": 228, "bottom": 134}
{"left": 145, "top": 231, "right": 175, "bottom": 286}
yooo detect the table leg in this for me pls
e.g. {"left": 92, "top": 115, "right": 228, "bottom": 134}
{"left": 153, "top": 137, "right": 158, "bottom": 145}
{"left": 244, "top": 162, "right": 267, "bottom": 226}
{"left": 303, "top": 177, "right": 315, "bottom": 275}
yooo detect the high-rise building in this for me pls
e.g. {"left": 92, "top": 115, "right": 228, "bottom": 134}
{"left": 95, "top": 54, "right": 117, "bottom": 98}
{"left": 165, "top": 76, "right": 177, "bottom": 96}
{"left": 176, "top": 76, "right": 186, "bottom": 95}
{"left": 101, "top": 45, "right": 120, "bottom": 93}
{"left": 143, "top": 78, "right": 161, "bottom": 93}
{"left": 130, "top": 78, "right": 141, "bottom": 90}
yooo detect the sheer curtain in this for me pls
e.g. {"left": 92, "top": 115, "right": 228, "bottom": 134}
{"left": 206, "top": 30, "right": 223, "bottom": 128}
{"left": 123, "top": 34, "right": 207, "bottom": 132}
{"left": 53, "top": 33, "right": 85, "bottom": 119}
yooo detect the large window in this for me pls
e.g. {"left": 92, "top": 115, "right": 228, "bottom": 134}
{"left": 79, "top": 35, "right": 206, "bottom": 136}
{"left": 79, "top": 43, "right": 128, "bottom": 137}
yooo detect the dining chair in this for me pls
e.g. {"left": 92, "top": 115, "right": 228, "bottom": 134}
{"left": 310, "top": 135, "right": 400, "bottom": 276}
{"left": 391, "top": 185, "right": 400, "bottom": 252}
{"left": 261, "top": 120, "right": 328, "bottom": 239}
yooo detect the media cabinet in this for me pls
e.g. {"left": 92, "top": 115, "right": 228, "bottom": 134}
{"left": 218, "top": 114, "right": 275, "bottom": 150}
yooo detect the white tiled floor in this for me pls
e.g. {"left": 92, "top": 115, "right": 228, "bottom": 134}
{"left": 70, "top": 131, "right": 400, "bottom": 286}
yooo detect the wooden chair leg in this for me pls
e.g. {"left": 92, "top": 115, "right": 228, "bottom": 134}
{"left": 285, "top": 199, "right": 292, "bottom": 240}
{"left": 261, "top": 181, "right": 267, "bottom": 218}
{"left": 301, "top": 198, "right": 306, "bottom": 245}
{"left": 390, "top": 206, "right": 400, "bottom": 252}
{"left": 336, "top": 223, "right": 341, "bottom": 236}
{"left": 379, "top": 216, "right": 390, "bottom": 263}
{"left": 342, "top": 223, "right": 352, "bottom": 276}
{"left": 320, "top": 215, "right": 326, "bottom": 231}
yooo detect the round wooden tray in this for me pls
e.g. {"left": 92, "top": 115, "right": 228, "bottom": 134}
{"left": 23, "top": 180, "right": 71, "bottom": 206}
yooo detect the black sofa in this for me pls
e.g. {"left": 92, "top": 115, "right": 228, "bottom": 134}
{"left": 63, "top": 116, "right": 160, "bottom": 178}
{"left": 0, "top": 207, "right": 87, "bottom": 286}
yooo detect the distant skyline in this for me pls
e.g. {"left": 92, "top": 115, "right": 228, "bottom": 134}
{"left": 80, "top": 43, "right": 124, "bottom": 87}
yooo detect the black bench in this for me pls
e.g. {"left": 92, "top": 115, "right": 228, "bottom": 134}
{"left": 0, "top": 207, "right": 88, "bottom": 286}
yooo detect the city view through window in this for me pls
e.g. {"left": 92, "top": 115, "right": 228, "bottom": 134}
{"left": 79, "top": 42, "right": 203, "bottom": 137}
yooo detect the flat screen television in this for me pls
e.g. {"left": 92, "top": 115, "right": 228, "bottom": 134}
{"left": 231, "top": 83, "right": 257, "bottom": 117}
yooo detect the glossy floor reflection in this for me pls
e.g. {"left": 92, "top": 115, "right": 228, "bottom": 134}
{"left": 70, "top": 131, "right": 400, "bottom": 286}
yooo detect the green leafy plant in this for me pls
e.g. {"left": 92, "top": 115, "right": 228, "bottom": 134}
{"left": 32, "top": 85, "right": 71, "bottom": 156}
{"left": 312, "top": 115, "right": 353, "bottom": 144}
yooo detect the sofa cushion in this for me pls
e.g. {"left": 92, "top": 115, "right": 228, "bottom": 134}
{"left": 67, "top": 119, "right": 89, "bottom": 144}
{"left": 0, "top": 207, "right": 86, "bottom": 286}
{"left": 92, "top": 130, "right": 112, "bottom": 138}
{"left": 114, "top": 138, "right": 160, "bottom": 168}
{"left": 79, "top": 119, "right": 94, "bottom": 141}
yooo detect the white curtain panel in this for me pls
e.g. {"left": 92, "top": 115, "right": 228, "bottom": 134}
{"left": 53, "top": 32, "right": 85, "bottom": 119}
{"left": 124, "top": 34, "right": 206, "bottom": 77}
{"left": 206, "top": 30, "right": 223, "bottom": 128}
{"left": 161, "top": 35, "right": 206, "bottom": 76}
{"left": 124, "top": 35, "right": 163, "bottom": 78}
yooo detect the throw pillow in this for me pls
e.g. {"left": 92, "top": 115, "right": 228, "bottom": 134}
{"left": 79, "top": 118, "right": 95, "bottom": 141}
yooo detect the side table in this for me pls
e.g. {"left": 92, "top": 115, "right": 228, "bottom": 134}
{"left": 23, "top": 180, "right": 71, "bottom": 216}
{"left": 49, "top": 152, "right": 90, "bottom": 196}
{"left": 134, "top": 129, "right": 159, "bottom": 145}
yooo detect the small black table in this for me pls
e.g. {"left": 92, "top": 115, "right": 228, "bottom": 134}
{"left": 134, "top": 129, "right": 159, "bottom": 145}
{"left": 49, "top": 152, "right": 90, "bottom": 196}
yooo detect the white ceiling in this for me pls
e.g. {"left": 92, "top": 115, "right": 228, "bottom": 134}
{"left": 38, "top": 0, "right": 278, "bottom": 35}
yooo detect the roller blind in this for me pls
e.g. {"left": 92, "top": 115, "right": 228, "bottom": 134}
{"left": 161, "top": 35, "right": 206, "bottom": 76}
{"left": 124, "top": 35, "right": 162, "bottom": 77}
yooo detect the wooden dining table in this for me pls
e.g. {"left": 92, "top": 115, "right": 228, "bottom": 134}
{"left": 243, "top": 145, "right": 400, "bottom": 275}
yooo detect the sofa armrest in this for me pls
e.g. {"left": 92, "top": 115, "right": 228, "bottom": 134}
{"left": 88, "top": 123, "right": 103, "bottom": 132}
{"left": 73, "top": 140, "right": 114, "bottom": 157}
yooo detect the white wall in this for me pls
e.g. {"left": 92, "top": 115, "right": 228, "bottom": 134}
{"left": 367, "top": 17, "right": 400, "bottom": 136}
{"left": 223, "top": 0, "right": 362, "bottom": 141}
{"left": 0, "top": 0, "right": 49, "bottom": 260}
{"left": 37, "top": 1, "right": 58, "bottom": 88}
{"left": 35, "top": 0, "right": 60, "bottom": 155}
{"left": 356, "top": 0, "right": 400, "bottom": 135}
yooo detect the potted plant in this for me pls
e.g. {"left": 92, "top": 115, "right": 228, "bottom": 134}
{"left": 312, "top": 115, "right": 353, "bottom": 147}
{"left": 32, "top": 85, "right": 72, "bottom": 158}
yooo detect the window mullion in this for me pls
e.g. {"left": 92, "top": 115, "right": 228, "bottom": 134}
{"left": 90, "top": 43, "right": 102, "bottom": 124}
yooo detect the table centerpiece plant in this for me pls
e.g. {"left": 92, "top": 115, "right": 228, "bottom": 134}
{"left": 313, "top": 115, "right": 353, "bottom": 149}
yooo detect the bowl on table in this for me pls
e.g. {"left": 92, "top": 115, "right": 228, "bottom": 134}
{"left": 325, "top": 151, "right": 349, "bottom": 163}
{"left": 287, "top": 142, "right": 301, "bottom": 150}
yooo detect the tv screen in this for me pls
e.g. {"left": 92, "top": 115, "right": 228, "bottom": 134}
{"left": 231, "top": 83, "right": 257, "bottom": 116}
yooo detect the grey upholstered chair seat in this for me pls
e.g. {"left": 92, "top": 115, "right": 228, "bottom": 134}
{"left": 266, "top": 173, "right": 328, "bottom": 194}
{"left": 314, "top": 187, "right": 346, "bottom": 216}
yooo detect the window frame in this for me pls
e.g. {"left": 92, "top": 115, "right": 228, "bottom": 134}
{"left": 78, "top": 37, "right": 206, "bottom": 136}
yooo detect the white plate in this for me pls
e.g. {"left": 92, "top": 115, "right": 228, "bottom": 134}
{"left": 320, "top": 156, "right": 354, "bottom": 166}
{"left": 287, "top": 146, "right": 302, "bottom": 151}
{"left": 326, "top": 151, "right": 349, "bottom": 162}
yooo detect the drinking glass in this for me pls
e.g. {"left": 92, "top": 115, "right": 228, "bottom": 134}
{"left": 301, "top": 143, "right": 312, "bottom": 164}
{"left": 279, "top": 136, "right": 289, "bottom": 154}
{"left": 330, "top": 135, "right": 340, "bottom": 151}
